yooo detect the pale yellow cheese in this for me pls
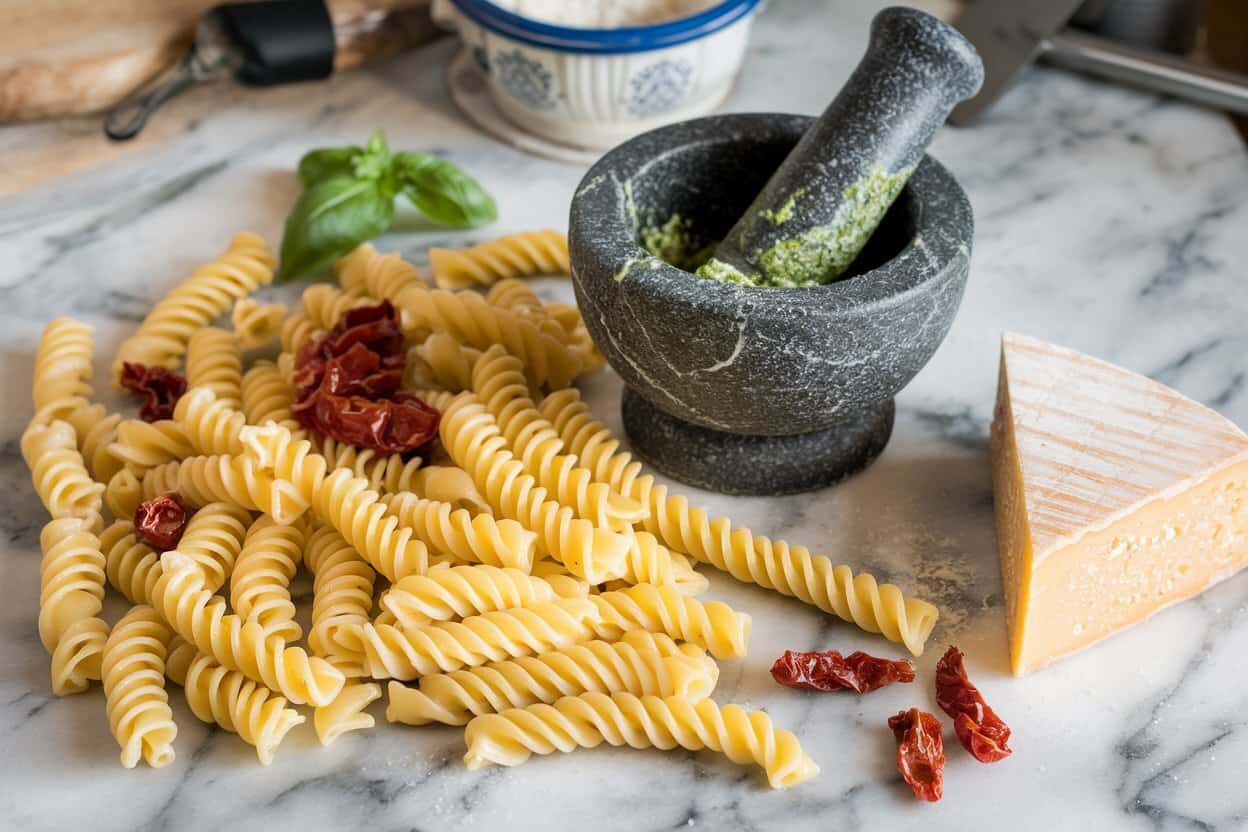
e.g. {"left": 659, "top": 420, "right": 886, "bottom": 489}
{"left": 991, "top": 333, "right": 1248, "bottom": 674}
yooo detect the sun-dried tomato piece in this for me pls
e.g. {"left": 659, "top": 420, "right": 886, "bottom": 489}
{"left": 299, "top": 390, "right": 440, "bottom": 454}
{"left": 771, "top": 649, "right": 915, "bottom": 693}
{"left": 119, "top": 362, "right": 188, "bottom": 421}
{"left": 888, "top": 708, "right": 945, "bottom": 802}
{"left": 134, "top": 494, "right": 187, "bottom": 551}
{"left": 935, "top": 646, "right": 1012, "bottom": 763}
{"left": 289, "top": 300, "right": 438, "bottom": 454}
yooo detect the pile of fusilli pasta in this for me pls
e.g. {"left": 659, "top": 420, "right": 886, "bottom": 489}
{"left": 22, "top": 228, "right": 939, "bottom": 789}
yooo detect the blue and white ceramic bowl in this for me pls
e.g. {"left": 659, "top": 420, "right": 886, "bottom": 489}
{"left": 437, "top": 0, "right": 764, "bottom": 149}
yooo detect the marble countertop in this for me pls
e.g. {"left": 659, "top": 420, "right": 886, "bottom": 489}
{"left": 3, "top": 1, "right": 1247, "bottom": 829}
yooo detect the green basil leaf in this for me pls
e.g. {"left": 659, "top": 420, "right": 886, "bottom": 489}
{"left": 277, "top": 176, "right": 394, "bottom": 282}
{"left": 393, "top": 151, "right": 497, "bottom": 229}
{"left": 297, "top": 147, "right": 362, "bottom": 188}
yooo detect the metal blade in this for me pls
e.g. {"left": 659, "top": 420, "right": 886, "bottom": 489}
{"left": 949, "top": 0, "right": 1086, "bottom": 125}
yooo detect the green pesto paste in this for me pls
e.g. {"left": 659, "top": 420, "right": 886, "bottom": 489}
{"left": 639, "top": 214, "right": 716, "bottom": 273}
{"left": 690, "top": 162, "right": 912, "bottom": 288}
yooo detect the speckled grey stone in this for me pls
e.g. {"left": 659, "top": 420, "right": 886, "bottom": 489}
{"left": 622, "top": 388, "right": 895, "bottom": 495}
{"left": 713, "top": 6, "right": 983, "bottom": 285}
{"left": 568, "top": 113, "right": 973, "bottom": 493}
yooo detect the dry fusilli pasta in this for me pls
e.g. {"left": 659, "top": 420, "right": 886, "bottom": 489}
{"left": 101, "top": 520, "right": 160, "bottom": 605}
{"left": 360, "top": 598, "right": 598, "bottom": 681}
{"left": 231, "top": 298, "right": 287, "bottom": 349}
{"left": 387, "top": 630, "right": 718, "bottom": 727}
{"left": 393, "top": 286, "right": 581, "bottom": 389}
{"left": 167, "top": 639, "right": 305, "bottom": 765}
{"left": 140, "top": 454, "right": 276, "bottom": 515}
{"left": 38, "top": 516, "right": 109, "bottom": 695}
{"left": 108, "top": 418, "right": 193, "bottom": 475}
{"left": 380, "top": 565, "right": 558, "bottom": 628}
{"left": 408, "top": 332, "right": 481, "bottom": 391}
{"left": 439, "top": 394, "right": 629, "bottom": 585}
{"left": 472, "top": 345, "right": 644, "bottom": 531}
{"left": 314, "top": 682, "right": 381, "bottom": 746}
{"left": 231, "top": 516, "right": 304, "bottom": 641}
{"left": 174, "top": 387, "right": 247, "bottom": 456}
{"left": 300, "top": 284, "right": 374, "bottom": 332}
{"left": 152, "top": 550, "right": 344, "bottom": 706}
{"left": 539, "top": 390, "right": 939, "bottom": 655}
{"left": 101, "top": 605, "right": 177, "bottom": 768}
{"left": 463, "top": 691, "right": 819, "bottom": 789}
{"left": 186, "top": 327, "right": 243, "bottom": 409}
{"left": 303, "top": 523, "right": 375, "bottom": 674}
{"left": 112, "top": 232, "right": 275, "bottom": 382}
{"left": 429, "top": 230, "right": 568, "bottom": 289}
{"left": 105, "top": 468, "right": 142, "bottom": 520}
{"left": 176, "top": 500, "right": 252, "bottom": 592}
{"left": 589, "top": 584, "right": 751, "bottom": 660}
{"left": 336, "top": 242, "right": 426, "bottom": 299}
{"left": 381, "top": 493, "right": 537, "bottom": 573}
{"left": 22, "top": 420, "right": 104, "bottom": 522}
{"left": 241, "top": 360, "right": 299, "bottom": 429}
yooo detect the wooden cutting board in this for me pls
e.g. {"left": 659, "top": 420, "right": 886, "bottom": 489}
{"left": 0, "top": 0, "right": 435, "bottom": 123}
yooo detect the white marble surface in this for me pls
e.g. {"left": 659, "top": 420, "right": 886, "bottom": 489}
{"left": 3, "top": 1, "right": 1247, "bottom": 829}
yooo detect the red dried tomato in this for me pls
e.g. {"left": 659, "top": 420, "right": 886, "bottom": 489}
{"left": 119, "top": 362, "right": 187, "bottom": 421}
{"left": 888, "top": 708, "right": 945, "bottom": 802}
{"left": 771, "top": 649, "right": 915, "bottom": 693}
{"left": 935, "top": 646, "right": 1013, "bottom": 763}
{"left": 134, "top": 494, "right": 187, "bottom": 551}
{"left": 290, "top": 300, "right": 439, "bottom": 454}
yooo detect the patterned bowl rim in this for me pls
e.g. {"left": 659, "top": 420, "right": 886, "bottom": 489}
{"left": 448, "top": 0, "right": 763, "bottom": 54}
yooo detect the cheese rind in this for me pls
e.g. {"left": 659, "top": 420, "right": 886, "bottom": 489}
{"left": 991, "top": 333, "right": 1248, "bottom": 674}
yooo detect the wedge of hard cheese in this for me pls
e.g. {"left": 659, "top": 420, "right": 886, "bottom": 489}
{"left": 991, "top": 333, "right": 1248, "bottom": 674}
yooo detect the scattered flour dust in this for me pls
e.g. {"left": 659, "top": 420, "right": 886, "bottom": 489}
{"left": 490, "top": 0, "right": 719, "bottom": 27}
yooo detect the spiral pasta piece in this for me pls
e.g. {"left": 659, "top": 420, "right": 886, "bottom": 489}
{"left": 172, "top": 642, "right": 305, "bottom": 765}
{"left": 314, "top": 436, "right": 423, "bottom": 495}
{"left": 231, "top": 298, "right": 287, "bottom": 349}
{"left": 32, "top": 317, "right": 94, "bottom": 413}
{"left": 70, "top": 404, "right": 125, "bottom": 483}
{"left": 381, "top": 565, "right": 558, "bottom": 628}
{"left": 177, "top": 501, "right": 251, "bottom": 592}
{"left": 408, "top": 332, "right": 481, "bottom": 391}
{"left": 360, "top": 598, "right": 598, "bottom": 681}
{"left": 186, "top": 327, "right": 243, "bottom": 409}
{"left": 101, "top": 605, "right": 177, "bottom": 768}
{"left": 529, "top": 558, "right": 591, "bottom": 599}
{"left": 22, "top": 420, "right": 104, "bottom": 522}
{"left": 408, "top": 465, "right": 491, "bottom": 513}
{"left": 314, "top": 681, "right": 381, "bottom": 745}
{"left": 336, "top": 242, "right": 426, "bottom": 299}
{"left": 112, "top": 232, "right": 275, "bottom": 382}
{"left": 101, "top": 520, "right": 160, "bottom": 605}
{"left": 301, "top": 284, "right": 375, "bottom": 332}
{"left": 540, "top": 390, "right": 939, "bottom": 655}
{"left": 174, "top": 387, "right": 246, "bottom": 456}
{"left": 429, "top": 230, "right": 569, "bottom": 289}
{"left": 38, "top": 516, "right": 108, "bottom": 694}
{"left": 279, "top": 309, "right": 321, "bottom": 357}
{"left": 303, "top": 523, "right": 375, "bottom": 673}
{"left": 140, "top": 454, "right": 277, "bottom": 515}
{"left": 387, "top": 630, "right": 718, "bottom": 727}
{"left": 464, "top": 691, "right": 819, "bottom": 789}
{"left": 237, "top": 422, "right": 328, "bottom": 525}
{"left": 311, "top": 467, "right": 428, "bottom": 581}
{"left": 231, "top": 516, "right": 304, "bottom": 641}
{"left": 393, "top": 286, "right": 580, "bottom": 389}
{"left": 485, "top": 278, "right": 544, "bottom": 315}
{"left": 381, "top": 493, "right": 536, "bottom": 572}
{"left": 589, "top": 584, "right": 750, "bottom": 660}
{"left": 152, "top": 550, "right": 344, "bottom": 706}
{"left": 440, "top": 394, "right": 628, "bottom": 585}
{"left": 473, "top": 346, "right": 644, "bottom": 530}
{"left": 241, "top": 361, "right": 299, "bottom": 429}
{"left": 109, "top": 418, "right": 193, "bottom": 475}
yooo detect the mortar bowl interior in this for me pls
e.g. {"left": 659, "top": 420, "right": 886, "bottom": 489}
{"left": 569, "top": 112, "right": 973, "bottom": 437}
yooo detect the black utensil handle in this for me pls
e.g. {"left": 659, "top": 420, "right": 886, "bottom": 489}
{"left": 214, "top": 0, "right": 335, "bottom": 86}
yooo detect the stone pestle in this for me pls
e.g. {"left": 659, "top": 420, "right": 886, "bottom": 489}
{"left": 700, "top": 6, "right": 984, "bottom": 288}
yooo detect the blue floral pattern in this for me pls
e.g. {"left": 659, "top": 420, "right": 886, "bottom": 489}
{"left": 628, "top": 60, "right": 693, "bottom": 116}
{"left": 493, "top": 49, "right": 556, "bottom": 110}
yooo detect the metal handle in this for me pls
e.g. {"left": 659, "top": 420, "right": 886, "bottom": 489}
{"left": 1042, "top": 29, "right": 1248, "bottom": 114}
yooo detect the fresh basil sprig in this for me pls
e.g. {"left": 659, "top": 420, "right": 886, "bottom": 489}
{"left": 278, "top": 130, "right": 497, "bottom": 282}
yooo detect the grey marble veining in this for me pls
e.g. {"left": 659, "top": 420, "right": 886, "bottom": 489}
{"left": 2, "top": 0, "right": 1247, "bottom": 830}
